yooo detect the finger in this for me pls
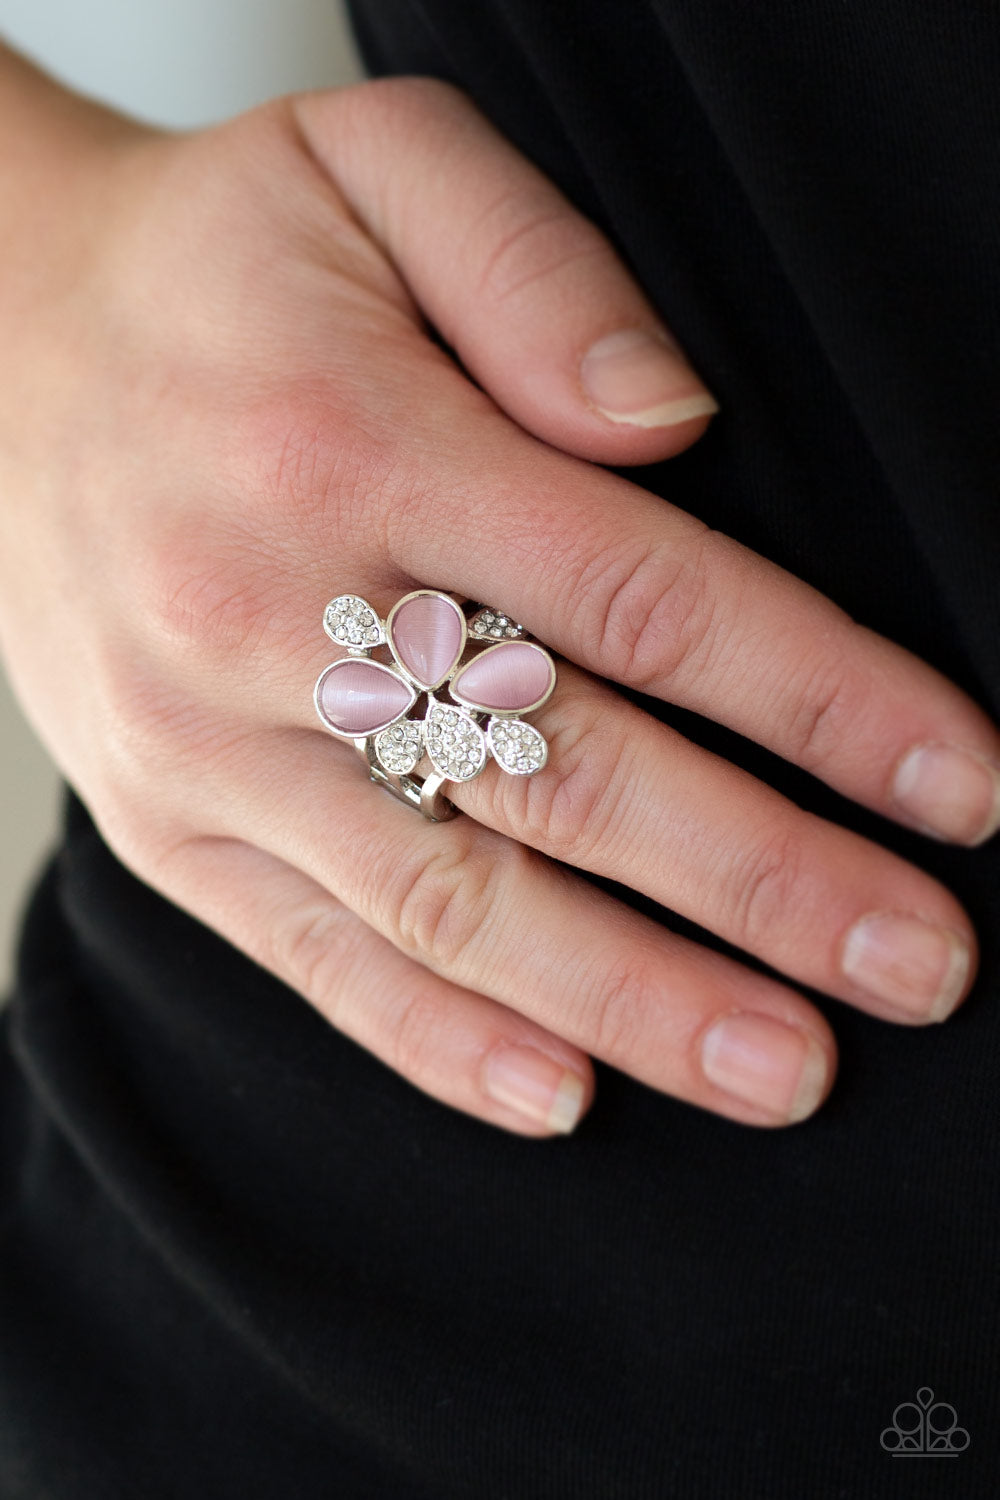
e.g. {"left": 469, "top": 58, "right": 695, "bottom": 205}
{"left": 292, "top": 79, "right": 718, "bottom": 466}
{"left": 220, "top": 731, "right": 838, "bottom": 1129}
{"left": 374, "top": 413, "right": 1000, "bottom": 847}
{"left": 151, "top": 833, "right": 595, "bottom": 1138}
{"left": 446, "top": 660, "right": 978, "bottom": 1026}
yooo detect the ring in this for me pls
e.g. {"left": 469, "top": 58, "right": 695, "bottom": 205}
{"left": 313, "top": 590, "right": 557, "bottom": 821}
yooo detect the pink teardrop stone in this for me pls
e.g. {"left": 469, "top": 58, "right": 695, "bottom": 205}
{"left": 317, "top": 658, "right": 415, "bottom": 737}
{"left": 389, "top": 593, "right": 464, "bottom": 688}
{"left": 450, "top": 641, "right": 555, "bottom": 712}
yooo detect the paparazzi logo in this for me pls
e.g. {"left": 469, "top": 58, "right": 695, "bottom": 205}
{"left": 880, "top": 1386, "right": 969, "bottom": 1456}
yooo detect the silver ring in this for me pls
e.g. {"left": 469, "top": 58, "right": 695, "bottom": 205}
{"left": 314, "top": 590, "right": 557, "bottom": 821}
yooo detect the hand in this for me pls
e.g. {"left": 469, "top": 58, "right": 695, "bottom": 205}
{"left": 1, "top": 62, "right": 997, "bottom": 1138}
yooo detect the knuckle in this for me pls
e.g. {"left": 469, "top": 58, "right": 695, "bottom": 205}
{"left": 137, "top": 506, "right": 320, "bottom": 677}
{"left": 253, "top": 388, "right": 347, "bottom": 515}
{"left": 575, "top": 528, "right": 716, "bottom": 688}
{"left": 240, "top": 382, "right": 412, "bottom": 568}
{"left": 319, "top": 77, "right": 480, "bottom": 208}
{"left": 165, "top": 566, "right": 275, "bottom": 658}
{"left": 388, "top": 830, "right": 502, "bottom": 973}
{"left": 83, "top": 790, "right": 161, "bottom": 887}
{"left": 271, "top": 901, "right": 353, "bottom": 1018}
{"left": 250, "top": 383, "right": 384, "bottom": 519}
{"left": 725, "top": 826, "right": 805, "bottom": 952}
{"left": 388, "top": 988, "right": 450, "bottom": 1081}
{"left": 583, "top": 956, "right": 652, "bottom": 1063}
{"left": 86, "top": 635, "right": 258, "bottom": 837}
{"left": 340, "top": 74, "right": 472, "bottom": 133}
{"left": 514, "top": 706, "right": 628, "bottom": 862}
{"left": 82, "top": 790, "right": 196, "bottom": 904}
{"left": 782, "top": 655, "right": 858, "bottom": 770}
{"left": 140, "top": 522, "right": 276, "bottom": 659}
{"left": 471, "top": 188, "right": 612, "bottom": 308}
{"left": 90, "top": 641, "right": 191, "bottom": 781}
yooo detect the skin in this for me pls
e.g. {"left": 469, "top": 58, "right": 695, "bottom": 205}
{"left": 1, "top": 48, "right": 998, "bottom": 1138}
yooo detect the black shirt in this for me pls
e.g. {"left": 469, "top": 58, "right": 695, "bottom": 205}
{"left": 2, "top": 2, "right": 998, "bottom": 1494}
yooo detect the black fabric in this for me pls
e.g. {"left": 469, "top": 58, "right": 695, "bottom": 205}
{"left": 2, "top": 2, "right": 999, "bottom": 1494}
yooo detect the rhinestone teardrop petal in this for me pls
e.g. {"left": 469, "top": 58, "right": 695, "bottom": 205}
{"left": 487, "top": 718, "right": 548, "bottom": 775}
{"left": 424, "top": 702, "right": 487, "bottom": 782}
{"left": 375, "top": 719, "right": 424, "bottom": 776}
{"left": 323, "top": 594, "right": 385, "bottom": 649}
{"left": 468, "top": 606, "right": 525, "bottom": 641}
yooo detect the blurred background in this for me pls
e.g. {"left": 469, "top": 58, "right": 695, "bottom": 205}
{"left": 0, "top": 0, "right": 363, "bottom": 992}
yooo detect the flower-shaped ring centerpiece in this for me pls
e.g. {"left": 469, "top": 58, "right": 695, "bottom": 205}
{"left": 314, "top": 590, "right": 557, "bottom": 820}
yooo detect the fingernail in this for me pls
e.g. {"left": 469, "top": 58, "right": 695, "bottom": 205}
{"left": 484, "top": 1045, "right": 585, "bottom": 1133}
{"left": 580, "top": 327, "right": 719, "bottom": 428}
{"left": 892, "top": 742, "right": 1000, "bottom": 845}
{"left": 700, "top": 1013, "right": 828, "bottom": 1124}
{"left": 841, "top": 912, "right": 971, "bottom": 1022}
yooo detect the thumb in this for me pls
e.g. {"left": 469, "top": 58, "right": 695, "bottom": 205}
{"left": 294, "top": 77, "right": 718, "bottom": 465}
